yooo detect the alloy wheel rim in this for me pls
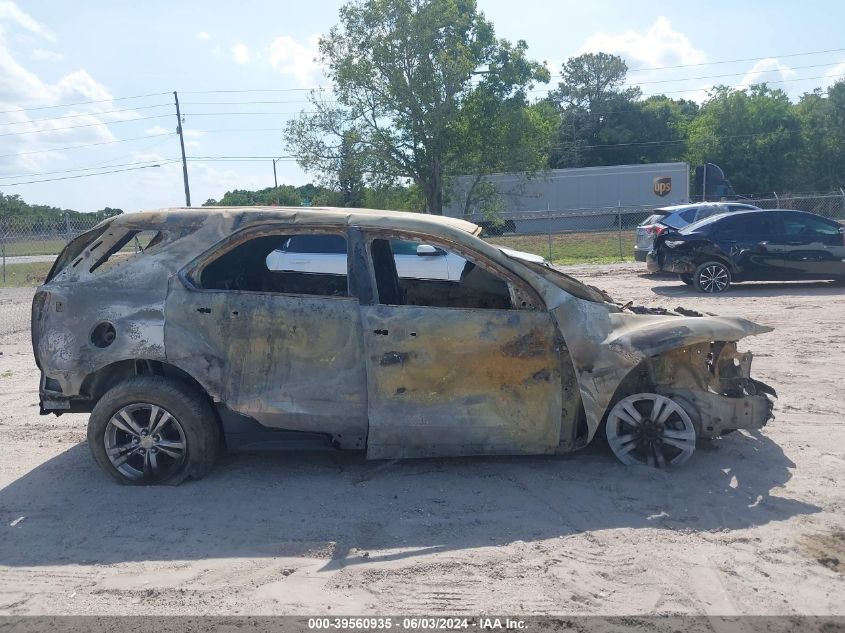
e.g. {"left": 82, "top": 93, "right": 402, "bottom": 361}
{"left": 699, "top": 265, "right": 729, "bottom": 292}
{"left": 103, "top": 403, "right": 187, "bottom": 482}
{"left": 606, "top": 393, "right": 696, "bottom": 468}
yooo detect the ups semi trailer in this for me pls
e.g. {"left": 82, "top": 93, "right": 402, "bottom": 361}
{"left": 444, "top": 162, "right": 690, "bottom": 235}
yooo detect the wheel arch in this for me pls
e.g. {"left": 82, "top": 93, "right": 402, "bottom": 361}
{"left": 80, "top": 358, "right": 218, "bottom": 416}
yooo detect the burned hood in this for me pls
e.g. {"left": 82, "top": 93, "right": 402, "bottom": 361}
{"left": 603, "top": 313, "right": 773, "bottom": 362}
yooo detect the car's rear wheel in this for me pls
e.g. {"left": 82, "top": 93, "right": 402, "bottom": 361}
{"left": 693, "top": 261, "right": 731, "bottom": 293}
{"left": 605, "top": 393, "right": 696, "bottom": 468}
{"left": 679, "top": 274, "right": 693, "bottom": 286}
{"left": 87, "top": 375, "right": 219, "bottom": 485}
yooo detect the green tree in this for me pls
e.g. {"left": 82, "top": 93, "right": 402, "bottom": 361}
{"left": 685, "top": 85, "right": 800, "bottom": 194}
{"left": 548, "top": 52, "right": 641, "bottom": 168}
{"left": 793, "top": 80, "right": 845, "bottom": 191}
{"left": 285, "top": 0, "right": 548, "bottom": 214}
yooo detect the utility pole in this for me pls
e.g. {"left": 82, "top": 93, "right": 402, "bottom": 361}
{"left": 174, "top": 91, "right": 191, "bottom": 207}
{"left": 272, "top": 158, "right": 278, "bottom": 188}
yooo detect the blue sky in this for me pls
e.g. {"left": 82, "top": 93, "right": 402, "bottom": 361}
{"left": 1, "top": 0, "right": 844, "bottom": 212}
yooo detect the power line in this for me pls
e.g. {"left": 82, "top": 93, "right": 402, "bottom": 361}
{"left": 0, "top": 91, "right": 173, "bottom": 116}
{"left": 0, "top": 113, "right": 173, "bottom": 138}
{"left": 181, "top": 88, "right": 328, "bottom": 94}
{"left": 532, "top": 72, "right": 845, "bottom": 97}
{"left": 0, "top": 159, "right": 175, "bottom": 181}
{"left": 544, "top": 129, "right": 800, "bottom": 154}
{"left": 625, "top": 46, "right": 845, "bottom": 73}
{"left": 0, "top": 103, "right": 172, "bottom": 127}
{"left": 631, "top": 61, "right": 841, "bottom": 86}
{"left": 180, "top": 99, "right": 329, "bottom": 106}
{"left": 184, "top": 111, "right": 318, "bottom": 116}
{"left": 0, "top": 162, "right": 178, "bottom": 187}
{"left": 0, "top": 132, "right": 173, "bottom": 159}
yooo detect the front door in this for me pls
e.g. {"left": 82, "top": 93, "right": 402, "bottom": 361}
{"left": 358, "top": 234, "right": 562, "bottom": 459}
{"left": 165, "top": 227, "right": 368, "bottom": 446}
{"left": 766, "top": 212, "right": 845, "bottom": 279}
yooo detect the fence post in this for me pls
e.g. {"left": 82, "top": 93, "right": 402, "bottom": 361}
{"left": 773, "top": 191, "right": 779, "bottom": 206}
{"left": 840, "top": 188, "right": 845, "bottom": 220}
{"left": 1, "top": 218, "right": 5, "bottom": 285}
{"left": 547, "top": 203, "right": 552, "bottom": 262}
{"left": 64, "top": 212, "right": 72, "bottom": 243}
{"left": 617, "top": 202, "right": 623, "bottom": 261}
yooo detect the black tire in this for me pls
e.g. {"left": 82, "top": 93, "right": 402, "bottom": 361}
{"left": 693, "top": 261, "right": 732, "bottom": 293}
{"left": 87, "top": 375, "right": 220, "bottom": 485}
{"left": 679, "top": 274, "right": 693, "bottom": 286}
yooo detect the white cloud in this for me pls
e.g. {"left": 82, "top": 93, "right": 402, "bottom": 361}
{"left": 737, "top": 58, "right": 797, "bottom": 90}
{"left": 822, "top": 59, "right": 845, "bottom": 89}
{"left": 145, "top": 125, "right": 170, "bottom": 136}
{"left": 195, "top": 31, "right": 211, "bottom": 41}
{"left": 577, "top": 17, "right": 706, "bottom": 70}
{"left": 0, "top": 1, "right": 54, "bottom": 40}
{"left": 267, "top": 34, "right": 319, "bottom": 85}
{"left": 231, "top": 42, "right": 250, "bottom": 64}
{"left": 55, "top": 68, "right": 112, "bottom": 101}
{"left": 31, "top": 48, "right": 63, "bottom": 62}
{"left": 0, "top": 44, "right": 51, "bottom": 101}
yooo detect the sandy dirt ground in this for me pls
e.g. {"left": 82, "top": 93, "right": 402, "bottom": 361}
{"left": 0, "top": 264, "right": 843, "bottom": 616}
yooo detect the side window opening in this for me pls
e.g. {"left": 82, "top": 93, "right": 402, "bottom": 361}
{"left": 370, "top": 238, "right": 514, "bottom": 310}
{"left": 199, "top": 232, "right": 349, "bottom": 297}
{"left": 90, "top": 230, "right": 164, "bottom": 274}
{"left": 46, "top": 224, "right": 109, "bottom": 281}
{"left": 783, "top": 215, "right": 841, "bottom": 239}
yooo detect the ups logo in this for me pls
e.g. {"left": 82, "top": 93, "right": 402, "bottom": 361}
{"left": 653, "top": 176, "right": 672, "bottom": 197}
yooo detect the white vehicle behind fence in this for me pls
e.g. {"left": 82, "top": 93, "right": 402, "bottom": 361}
{"left": 266, "top": 235, "right": 545, "bottom": 281}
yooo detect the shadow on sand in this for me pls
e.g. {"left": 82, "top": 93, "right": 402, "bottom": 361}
{"left": 0, "top": 429, "right": 816, "bottom": 569}
{"left": 647, "top": 278, "right": 845, "bottom": 299}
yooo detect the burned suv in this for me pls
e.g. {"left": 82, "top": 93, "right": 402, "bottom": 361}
{"left": 32, "top": 208, "right": 776, "bottom": 484}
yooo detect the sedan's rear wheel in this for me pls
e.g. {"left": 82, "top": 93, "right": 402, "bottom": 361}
{"left": 605, "top": 393, "right": 696, "bottom": 468}
{"left": 88, "top": 376, "right": 219, "bottom": 485}
{"left": 693, "top": 261, "right": 731, "bottom": 293}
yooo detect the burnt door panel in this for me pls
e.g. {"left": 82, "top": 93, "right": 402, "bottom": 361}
{"left": 360, "top": 304, "right": 562, "bottom": 459}
{"left": 165, "top": 282, "right": 368, "bottom": 445}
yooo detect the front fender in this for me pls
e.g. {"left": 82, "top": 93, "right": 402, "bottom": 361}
{"left": 550, "top": 294, "right": 772, "bottom": 443}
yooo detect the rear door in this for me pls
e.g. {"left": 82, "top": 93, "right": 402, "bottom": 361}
{"left": 165, "top": 227, "right": 368, "bottom": 445}
{"left": 357, "top": 233, "right": 563, "bottom": 459}
{"left": 714, "top": 212, "right": 786, "bottom": 280}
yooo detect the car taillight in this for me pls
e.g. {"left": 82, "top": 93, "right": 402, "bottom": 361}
{"left": 646, "top": 225, "right": 668, "bottom": 237}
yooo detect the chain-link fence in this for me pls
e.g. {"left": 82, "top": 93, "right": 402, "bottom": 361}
{"left": 1, "top": 214, "right": 102, "bottom": 336}
{"left": 479, "top": 193, "right": 845, "bottom": 264}
{"left": 2, "top": 193, "right": 844, "bottom": 336}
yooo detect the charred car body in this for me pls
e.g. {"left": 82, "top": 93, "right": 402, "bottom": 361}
{"left": 32, "top": 208, "right": 776, "bottom": 484}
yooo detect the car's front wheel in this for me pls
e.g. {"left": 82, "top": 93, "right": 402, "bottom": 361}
{"left": 87, "top": 375, "right": 220, "bottom": 485}
{"left": 693, "top": 261, "right": 731, "bottom": 293}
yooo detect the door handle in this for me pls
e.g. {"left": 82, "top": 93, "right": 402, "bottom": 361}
{"left": 372, "top": 329, "right": 389, "bottom": 336}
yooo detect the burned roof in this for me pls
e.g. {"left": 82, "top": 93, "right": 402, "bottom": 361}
{"left": 107, "top": 206, "right": 482, "bottom": 237}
